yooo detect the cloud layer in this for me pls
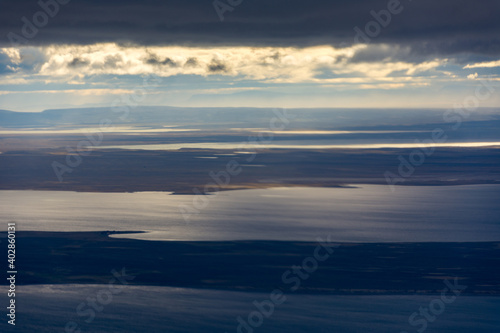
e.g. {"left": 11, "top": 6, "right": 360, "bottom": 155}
{"left": 1, "top": 1, "right": 499, "bottom": 111}
{"left": 1, "top": 0, "right": 499, "bottom": 57}
{"left": 0, "top": 43, "right": 458, "bottom": 84}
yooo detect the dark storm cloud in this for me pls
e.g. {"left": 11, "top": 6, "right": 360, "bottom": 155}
{"left": 145, "top": 53, "right": 178, "bottom": 67}
{"left": 68, "top": 57, "right": 89, "bottom": 67}
{"left": 207, "top": 59, "right": 228, "bottom": 73}
{"left": 1, "top": 0, "right": 499, "bottom": 57}
{"left": 184, "top": 57, "right": 198, "bottom": 67}
{"left": 68, "top": 54, "right": 124, "bottom": 69}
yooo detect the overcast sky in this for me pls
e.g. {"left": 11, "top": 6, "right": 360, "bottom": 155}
{"left": 1, "top": 0, "right": 499, "bottom": 111}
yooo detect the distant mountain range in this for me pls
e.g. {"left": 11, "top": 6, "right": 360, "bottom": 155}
{"left": 1, "top": 106, "right": 499, "bottom": 130}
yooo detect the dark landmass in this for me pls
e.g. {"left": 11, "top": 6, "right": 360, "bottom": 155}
{"left": 4, "top": 231, "right": 500, "bottom": 295}
{"left": 1, "top": 106, "right": 499, "bottom": 193}
{"left": 0, "top": 148, "right": 499, "bottom": 193}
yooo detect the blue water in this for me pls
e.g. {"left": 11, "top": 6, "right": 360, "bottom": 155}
{"left": 1, "top": 186, "right": 499, "bottom": 332}
{"left": 0, "top": 185, "right": 499, "bottom": 242}
{"left": 0, "top": 285, "right": 498, "bottom": 333}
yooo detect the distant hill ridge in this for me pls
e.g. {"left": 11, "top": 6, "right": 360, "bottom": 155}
{"left": 0, "top": 106, "right": 499, "bottom": 129}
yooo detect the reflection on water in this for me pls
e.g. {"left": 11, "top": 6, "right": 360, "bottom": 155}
{"left": 0, "top": 284, "right": 498, "bottom": 333}
{"left": 94, "top": 141, "right": 500, "bottom": 150}
{"left": 1, "top": 185, "right": 499, "bottom": 242}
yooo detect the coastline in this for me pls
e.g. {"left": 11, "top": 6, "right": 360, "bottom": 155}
{"left": 4, "top": 231, "right": 499, "bottom": 296}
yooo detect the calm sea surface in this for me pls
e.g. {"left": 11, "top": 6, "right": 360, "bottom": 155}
{"left": 1, "top": 185, "right": 499, "bottom": 242}
{"left": 0, "top": 285, "right": 498, "bottom": 333}
{"left": 1, "top": 186, "right": 499, "bottom": 332}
